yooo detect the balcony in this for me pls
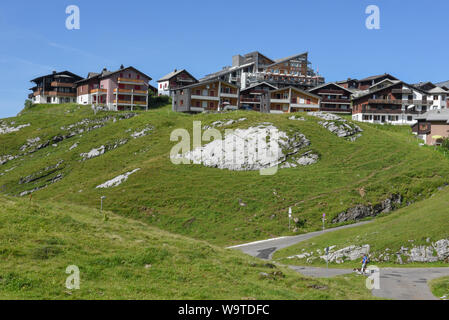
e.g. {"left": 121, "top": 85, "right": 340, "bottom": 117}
{"left": 51, "top": 81, "right": 75, "bottom": 88}
{"left": 48, "top": 91, "right": 76, "bottom": 97}
{"left": 191, "top": 95, "right": 219, "bottom": 101}
{"left": 90, "top": 88, "right": 107, "bottom": 94}
{"left": 113, "top": 99, "right": 147, "bottom": 106}
{"left": 320, "top": 107, "right": 352, "bottom": 114}
{"left": 362, "top": 107, "right": 424, "bottom": 115}
{"left": 220, "top": 92, "right": 238, "bottom": 98}
{"left": 117, "top": 77, "right": 146, "bottom": 85}
{"left": 368, "top": 99, "right": 433, "bottom": 106}
{"left": 113, "top": 88, "right": 148, "bottom": 95}
{"left": 391, "top": 88, "right": 413, "bottom": 94}
{"left": 321, "top": 98, "right": 351, "bottom": 104}
{"left": 319, "top": 89, "right": 345, "bottom": 95}
{"left": 271, "top": 98, "right": 289, "bottom": 104}
{"left": 240, "top": 97, "right": 261, "bottom": 103}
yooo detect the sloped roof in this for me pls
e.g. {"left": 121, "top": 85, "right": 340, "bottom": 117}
{"left": 309, "top": 82, "right": 354, "bottom": 95}
{"left": 241, "top": 81, "right": 278, "bottom": 92}
{"left": 267, "top": 52, "right": 308, "bottom": 68}
{"left": 158, "top": 69, "right": 197, "bottom": 82}
{"left": 270, "top": 86, "right": 321, "bottom": 99}
{"left": 30, "top": 71, "right": 83, "bottom": 83}
{"left": 415, "top": 109, "right": 449, "bottom": 122}
{"left": 358, "top": 73, "right": 398, "bottom": 83}
{"left": 436, "top": 80, "right": 449, "bottom": 89}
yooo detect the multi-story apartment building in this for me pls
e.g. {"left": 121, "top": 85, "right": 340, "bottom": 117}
{"left": 352, "top": 79, "right": 432, "bottom": 125}
{"left": 157, "top": 69, "right": 197, "bottom": 96}
{"left": 309, "top": 83, "right": 353, "bottom": 114}
{"left": 76, "top": 65, "right": 151, "bottom": 111}
{"left": 172, "top": 80, "right": 240, "bottom": 113}
{"left": 414, "top": 82, "right": 449, "bottom": 110}
{"left": 267, "top": 87, "right": 320, "bottom": 114}
{"left": 29, "top": 71, "right": 83, "bottom": 104}
{"left": 200, "top": 51, "right": 324, "bottom": 91}
{"left": 239, "top": 82, "right": 278, "bottom": 112}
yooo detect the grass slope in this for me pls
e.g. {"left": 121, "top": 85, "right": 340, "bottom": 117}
{"left": 429, "top": 276, "right": 449, "bottom": 300}
{"left": 273, "top": 188, "right": 449, "bottom": 267}
{"left": 1, "top": 104, "right": 449, "bottom": 246}
{"left": 0, "top": 195, "right": 375, "bottom": 300}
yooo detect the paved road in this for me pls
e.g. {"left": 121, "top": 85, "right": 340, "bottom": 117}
{"left": 228, "top": 221, "right": 371, "bottom": 260}
{"left": 228, "top": 223, "right": 449, "bottom": 300}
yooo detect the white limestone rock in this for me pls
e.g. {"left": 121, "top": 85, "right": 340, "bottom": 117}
{"left": 173, "top": 123, "right": 314, "bottom": 171}
{"left": 96, "top": 168, "right": 141, "bottom": 189}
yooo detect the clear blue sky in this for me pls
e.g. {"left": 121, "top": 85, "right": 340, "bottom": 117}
{"left": 1, "top": 0, "right": 449, "bottom": 118}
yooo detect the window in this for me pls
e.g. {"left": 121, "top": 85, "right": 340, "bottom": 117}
{"left": 129, "top": 74, "right": 131, "bottom": 78}
{"left": 180, "top": 100, "right": 183, "bottom": 106}
{"left": 137, "top": 75, "right": 140, "bottom": 79}
{"left": 407, "top": 116, "right": 413, "bottom": 121}
{"left": 159, "top": 84, "right": 162, "bottom": 89}
{"left": 434, "top": 95, "right": 438, "bottom": 100}
{"left": 306, "top": 99, "right": 311, "bottom": 104}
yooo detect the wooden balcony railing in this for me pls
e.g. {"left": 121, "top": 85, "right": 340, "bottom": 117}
{"left": 368, "top": 99, "right": 432, "bottom": 106}
{"left": 90, "top": 89, "right": 107, "bottom": 94}
{"left": 51, "top": 81, "right": 75, "bottom": 88}
{"left": 113, "top": 99, "right": 147, "bottom": 105}
{"left": 117, "top": 77, "right": 145, "bottom": 84}
{"left": 48, "top": 91, "right": 76, "bottom": 97}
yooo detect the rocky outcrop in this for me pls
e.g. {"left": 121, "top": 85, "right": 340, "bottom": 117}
{"left": 286, "top": 239, "right": 449, "bottom": 265}
{"left": 96, "top": 168, "right": 141, "bottom": 189}
{"left": 287, "top": 245, "right": 370, "bottom": 264}
{"left": 308, "top": 111, "right": 363, "bottom": 141}
{"left": 386, "top": 239, "right": 449, "bottom": 263}
{"left": 0, "top": 121, "right": 30, "bottom": 135}
{"left": 173, "top": 123, "right": 318, "bottom": 171}
{"left": 202, "top": 118, "right": 247, "bottom": 130}
{"left": 332, "top": 194, "right": 402, "bottom": 223}
{"left": 80, "top": 139, "right": 128, "bottom": 161}
{"left": 130, "top": 126, "right": 154, "bottom": 139}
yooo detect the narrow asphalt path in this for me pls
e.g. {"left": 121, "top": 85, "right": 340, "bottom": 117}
{"left": 228, "top": 221, "right": 371, "bottom": 260}
{"left": 228, "top": 222, "right": 449, "bottom": 300}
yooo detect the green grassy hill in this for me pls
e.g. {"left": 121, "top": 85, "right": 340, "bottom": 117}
{"left": 1, "top": 103, "right": 449, "bottom": 246}
{"left": 273, "top": 188, "right": 449, "bottom": 267}
{"left": 0, "top": 194, "right": 375, "bottom": 300}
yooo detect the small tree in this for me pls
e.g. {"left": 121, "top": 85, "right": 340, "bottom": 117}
{"left": 24, "top": 99, "right": 34, "bottom": 110}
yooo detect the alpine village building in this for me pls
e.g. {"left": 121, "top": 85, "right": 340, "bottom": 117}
{"left": 157, "top": 69, "right": 197, "bottom": 96}
{"left": 75, "top": 65, "right": 152, "bottom": 111}
{"left": 29, "top": 71, "right": 83, "bottom": 104}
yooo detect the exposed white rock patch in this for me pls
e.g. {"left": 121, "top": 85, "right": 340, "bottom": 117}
{"left": 287, "top": 245, "right": 370, "bottom": 264}
{"left": 81, "top": 146, "right": 105, "bottom": 160}
{"left": 308, "top": 111, "right": 363, "bottom": 141}
{"left": 172, "top": 123, "right": 315, "bottom": 171}
{"left": 69, "top": 142, "right": 79, "bottom": 151}
{"left": 0, "top": 155, "right": 18, "bottom": 165}
{"left": 96, "top": 168, "right": 141, "bottom": 189}
{"left": 0, "top": 122, "right": 30, "bottom": 135}
{"left": 80, "top": 139, "right": 128, "bottom": 161}
{"left": 131, "top": 126, "right": 154, "bottom": 139}
{"left": 288, "top": 116, "right": 305, "bottom": 121}
{"left": 0, "top": 166, "right": 16, "bottom": 176}
{"left": 286, "top": 238, "right": 449, "bottom": 265}
{"left": 202, "top": 118, "right": 247, "bottom": 130}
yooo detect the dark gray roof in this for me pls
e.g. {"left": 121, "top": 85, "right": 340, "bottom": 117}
{"left": 158, "top": 69, "right": 194, "bottom": 82}
{"left": 267, "top": 52, "right": 308, "bottom": 68}
{"left": 415, "top": 109, "right": 449, "bottom": 122}
{"left": 436, "top": 80, "right": 449, "bottom": 88}
{"left": 358, "top": 73, "right": 398, "bottom": 82}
